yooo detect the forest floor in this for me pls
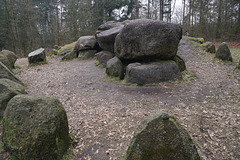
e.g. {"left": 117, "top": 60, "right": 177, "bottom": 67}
{"left": 1, "top": 39, "right": 240, "bottom": 160}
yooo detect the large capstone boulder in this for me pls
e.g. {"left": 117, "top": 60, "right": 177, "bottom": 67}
{"left": 216, "top": 42, "right": 233, "bottom": 61}
{"left": 74, "top": 36, "right": 97, "bottom": 51}
{"left": 28, "top": 48, "right": 46, "bottom": 64}
{"left": 202, "top": 42, "right": 216, "bottom": 53}
{"left": 125, "top": 112, "right": 200, "bottom": 160}
{"left": 95, "top": 51, "right": 114, "bottom": 67}
{"left": 0, "top": 78, "right": 26, "bottom": 117}
{"left": 95, "top": 21, "right": 124, "bottom": 52}
{"left": 3, "top": 95, "right": 70, "bottom": 160}
{"left": 0, "top": 62, "right": 24, "bottom": 85}
{"left": 106, "top": 56, "right": 123, "bottom": 79}
{"left": 115, "top": 19, "right": 182, "bottom": 61}
{"left": 0, "top": 50, "right": 17, "bottom": 70}
{"left": 125, "top": 61, "right": 182, "bottom": 85}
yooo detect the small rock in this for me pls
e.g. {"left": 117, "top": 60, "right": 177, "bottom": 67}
{"left": 28, "top": 48, "right": 46, "bottom": 64}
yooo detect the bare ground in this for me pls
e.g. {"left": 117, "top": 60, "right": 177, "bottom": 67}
{"left": 1, "top": 39, "right": 240, "bottom": 160}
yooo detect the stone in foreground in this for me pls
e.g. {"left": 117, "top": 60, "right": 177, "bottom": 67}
{"left": 28, "top": 48, "right": 46, "bottom": 64}
{"left": 3, "top": 95, "right": 70, "bottom": 160}
{"left": 0, "top": 62, "right": 24, "bottom": 85}
{"left": 216, "top": 42, "right": 233, "bottom": 61}
{"left": 0, "top": 50, "right": 17, "bottom": 70}
{"left": 0, "top": 78, "right": 26, "bottom": 118}
{"left": 125, "top": 61, "right": 182, "bottom": 85}
{"left": 115, "top": 19, "right": 182, "bottom": 60}
{"left": 125, "top": 112, "right": 200, "bottom": 160}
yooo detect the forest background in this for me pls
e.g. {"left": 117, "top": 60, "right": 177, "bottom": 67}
{"left": 0, "top": 0, "right": 239, "bottom": 57}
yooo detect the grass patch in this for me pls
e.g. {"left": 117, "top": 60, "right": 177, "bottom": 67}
{"left": 230, "top": 48, "right": 240, "bottom": 63}
{"left": 103, "top": 71, "right": 139, "bottom": 86}
{"left": 94, "top": 60, "right": 104, "bottom": 68}
{"left": 182, "top": 70, "right": 197, "bottom": 82}
{"left": 28, "top": 61, "right": 48, "bottom": 67}
{"left": 15, "top": 66, "right": 21, "bottom": 69}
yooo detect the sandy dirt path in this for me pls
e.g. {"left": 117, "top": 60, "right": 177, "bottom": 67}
{"left": 1, "top": 39, "right": 239, "bottom": 160}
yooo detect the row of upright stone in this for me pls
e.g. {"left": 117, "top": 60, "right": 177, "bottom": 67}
{"left": 0, "top": 50, "right": 70, "bottom": 159}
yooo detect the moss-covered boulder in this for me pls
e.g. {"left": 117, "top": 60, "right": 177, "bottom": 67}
{"left": 3, "top": 95, "right": 70, "bottom": 160}
{"left": 0, "top": 78, "right": 26, "bottom": 118}
{"left": 58, "top": 42, "right": 76, "bottom": 56}
{"left": 0, "top": 62, "right": 24, "bottom": 85}
{"left": 125, "top": 112, "right": 200, "bottom": 160}
{"left": 202, "top": 41, "right": 216, "bottom": 53}
{"left": 173, "top": 55, "right": 186, "bottom": 72}
{"left": 216, "top": 42, "right": 233, "bottom": 61}
{"left": 0, "top": 50, "right": 17, "bottom": 70}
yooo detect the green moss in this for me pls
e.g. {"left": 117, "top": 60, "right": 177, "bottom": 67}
{"left": 14, "top": 66, "right": 21, "bottom": 69}
{"left": 62, "top": 134, "right": 74, "bottom": 160}
{"left": 51, "top": 49, "right": 59, "bottom": 56}
{"left": 183, "top": 36, "right": 204, "bottom": 44}
{"left": 3, "top": 96, "right": 70, "bottom": 160}
{"left": 94, "top": 60, "right": 104, "bottom": 68}
{"left": 173, "top": 55, "right": 186, "bottom": 72}
{"left": 58, "top": 42, "right": 76, "bottom": 55}
{"left": 53, "top": 45, "right": 61, "bottom": 50}
{"left": 141, "top": 147, "right": 177, "bottom": 159}
{"left": 0, "top": 141, "right": 4, "bottom": 152}
{"left": 78, "top": 55, "right": 87, "bottom": 60}
{"left": 10, "top": 155, "right": 19, "bottom": 160}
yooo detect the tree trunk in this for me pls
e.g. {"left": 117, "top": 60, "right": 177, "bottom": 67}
{"left": 238, "top": 2, "right": 240, "bottom": 34}
{"left": 182, "top": 0, "right": 185, "bottom": 26}
{"left": 135, "top": 0, "right": 139, "bottom": 19}
{"left": 3, "top": 0, "right": 15, "bottom": 51}
{"left": 189, "top": 0, "right": 191, "bottom": 29}
{"left": 147, "top": 0, "right": 150, "bottom": 19}
{"left": 159, "top": 0, "right": 163, "bottom": 20}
